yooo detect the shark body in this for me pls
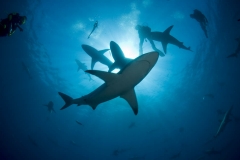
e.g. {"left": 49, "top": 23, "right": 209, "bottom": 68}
{"left": 82, "top": 44, "right": 111, "bottom": 70}
{"left": 44, "top": 101, "right": 56, "bottom": 113}
{"left": 58, "top": 51, "right": 159, "bottom": 115}
{"left": 150, "top": 25, "right": 192, "bottom": 54}
{"left": 215, "top": 105, "right": 233, "bottom": 137}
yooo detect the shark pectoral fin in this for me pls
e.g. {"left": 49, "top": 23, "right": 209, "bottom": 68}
{"left": 91, "top": 59, "right": 97, "bottom": 70}
{"left": 77, "top": 66, "right": 80, "bottom": 72}
{"left": 161, "top": 42, "right": 168, "bottom": 54}
{"left": 163, "top": 25, "right": 174, "bottom": 35}
{"left": 99, "top": 49, "right": 110, "bottom": 54}
{"left": 89, "top": 103, "right": 98, "bottom": 110}
{"left": 85, "top": 70, "right": 118, "bottom": 83}
{"left": 120, "top": 89, "right": 138, "bottom": 115}
{"left": 108, "top": 62, "right": 118, "bottom": 72}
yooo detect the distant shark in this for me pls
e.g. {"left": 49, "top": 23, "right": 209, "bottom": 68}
{"left": 215, "top": 105, "right": 233, "bottom": 137}
{"left": 58, "top": 51, "right": 159, "bottom": 115}
{"left": 28, "top": 135, "right": 38, "bottom": 147}
{"left": 226, "top": 38, "right": 240, "bottom": 58}
{"left": 22, "top": 62, "right": 32, "bottom": 79}
{"left": 76, "top": 120, "right": 83, "bottom": 126}
{"left": 151, "top": 25, "right": 192, "bottom": 54}
{"left": 43, "top": 101, "right": 56, "bottom": 113}
{"left": 204, "top": 147, "right": 221, "bottom": 155}
{"left": 109, "top": 41, "right": 133, "bottom": 72}
{"left": 203, "top": 93, "right": 214, "bottom": 100}
{"left": 82, "top": 44, "right": 112, "bottom": 70}
{"left": 75, "top": 59, "right": 92, "bottom": 80}
{"left": 170, "top": 151, "right": 181, "bottom": 159}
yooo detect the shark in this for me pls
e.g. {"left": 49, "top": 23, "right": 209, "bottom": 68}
{"left": 58, "top": 51, "right": 159, "bottom": 115}
{"left": 150, "top": 25, "right": 192, "bottom": 54}
{"left": 82, "top": 44, "right": 112, "bottom": 70}
{"left": 226, "top": 38, "right": 240, "bottom": 58}
{"left": 215, "top": 105, "right": 233, "bottom": 137}
{"left": 75, "top": 59, "right": 92, "bottom": 80}
{"left": 76, "top": 120, "right": 83, "bottom": 126}
{"left": 22, "top": 62, "right": 32, "bottom": 79}
{"left": 170, "top": 151, "right": 181, "bottom": 159}
{"left": 43, "top": 101, "right": 56, "bottom": 113}
{"left": 28, "top": 135, "right": 38, "bottom": 147}
{"left": 109, "top": 41, "right": 133, "bottom": 72}
{"left": 204, "top": 147, "right": 221, "bottom": 155}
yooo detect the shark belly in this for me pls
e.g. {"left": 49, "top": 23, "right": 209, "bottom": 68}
{"left": 84, "top": 60, "right": 150, "bottom": 108}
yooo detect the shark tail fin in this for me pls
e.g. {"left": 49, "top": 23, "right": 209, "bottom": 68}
{"left": 58, "top": 92, "right": 73, "bottom": 110}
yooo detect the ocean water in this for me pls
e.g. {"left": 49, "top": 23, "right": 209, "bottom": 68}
{"left": 0, "top": 0, "right": 240, "bottom": 159}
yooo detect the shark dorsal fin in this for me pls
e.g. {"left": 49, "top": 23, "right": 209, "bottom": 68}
{"left": 85, "top": 70, "right": 119, "bottom": 83}
{"left": 91, "top": 59, "right": 97, "bottom": 70}
{"left": 120, "top": 89, "right": 138, "bottom": 115}
{"left": 108, "top": 62, "right": 119, "bottom": 72}
{"left": 163, "top": 25, "right": 174, "bottom": 35}
{"left": 98, "top": 49, "right": 110, "bottom": 55}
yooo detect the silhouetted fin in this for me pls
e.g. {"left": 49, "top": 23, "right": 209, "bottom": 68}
{"left": 109, "top": 63, "right": 118, "bottom": 72}
{"left": 99, "top": 49, "right": 110, "bottom": 54}
{"left": 59, "top": 92, "right": 73, "bottom": 110}
{"left": 162, "top": 41, "right": 168, "bottom": 54}
{"left": 85, "top": 70, "right": 119, "bottom": 84}
{"left": 91, "top": 59, "right": 97, "bottom": 70}
{"left": 120, "top": 89, "right": 138, "bottom": 115}
{"left": 163, "top": 25, "right": 173, "bottom": 35}
{"left": 227, "top": 53, "right": 238, "bottom": 58}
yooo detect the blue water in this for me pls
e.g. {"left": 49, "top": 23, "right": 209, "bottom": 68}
{"left": 0, "top": 0, "right": 240, "bottom": 159}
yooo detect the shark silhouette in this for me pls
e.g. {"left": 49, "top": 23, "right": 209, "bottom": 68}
{"left": 75, "top": 59, "right": 92, "bottom": 80}
{"left": 150, "top": 25, "right": 192, "bottom": 54}
{"left": 215, "top": 105, "right": 233, "bottom": 137}
{"left": 22, "top": 62, "right": 32, "bottom": 79}
{"left": 226, "top": 38, "right": 240, "bottom": 58}
{"left": 109, "top": 41, "right": 133, "bottom": 72}
{"left": 58, "top": 51, "right": 159, "bottom": 115}
{"left": 82, "top": 44, "right": 112, "bottom": 70}
{"left": 43, "top": 101, "right": 56, "bottom": 113}
{"left": 205, "top": 147, "right": 221, "bottom": 155}
{"left": 76, "top": 120, "right": 83, "bottom": 126}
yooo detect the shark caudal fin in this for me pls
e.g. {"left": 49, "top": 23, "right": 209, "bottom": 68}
{"left": 58, "top": 92, "right": 74, "bottom": 110}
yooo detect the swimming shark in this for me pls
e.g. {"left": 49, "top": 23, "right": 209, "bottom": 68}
{"left": 58, "top": 51, "right": 159, "bottom": 115}
{"left": 43, "top": 101, "right": 56, "bottom": 113}
{"left": 22, "top": 62, "right": 32, "bottom": 79}
{"left": 76, "top": 120, "right": 83, "bottom": 126}
{"left": 226, "top": 38, "right": 240, "bottom": 58}
{"left": 215, "top": 105, "right": 233, "bottom": 137}
{"left": 28, "top": 135, "right": 38, "bottom": 147}
{"left": 82, "top": 44, "right": 112, "bottom": 70}
{"left": 204, "top": 147, "right": 221, "bottom": 155}
{"left": 170, "top": 151, "right": 181, "bottom": 159}
{"left": 109, "top": 41, "right": 133, "bottom": 72}
{"left": 75, "top": 59, "right": 92, "bottom": 80}
{"left": 150, "top": 25, "right": 192, "bottom": 54}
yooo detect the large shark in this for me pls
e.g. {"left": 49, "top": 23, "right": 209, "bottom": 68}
{"left": 58, "top": 51, "right": 159, "bottom": 115}
{"left": 43, "top": 101, "right": 56, "bottom": 113}
{"left": 226, "top": 38, "right": 240, "bottom": 58}
{"left": 109, "top": 41, "right": 133, "bottom": 72}
{"left": 82, "top": 44, "right": 112, "bottom": 70}
{"left": 215, "top": 105, "right": 233, "bottom": 137}
{"left": 150, "top": 25, "right": 192, "bottom": 54}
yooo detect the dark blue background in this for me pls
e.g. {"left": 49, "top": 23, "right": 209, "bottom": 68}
{"left": 0, "top": 0, "right": 240, "bottom": 159}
